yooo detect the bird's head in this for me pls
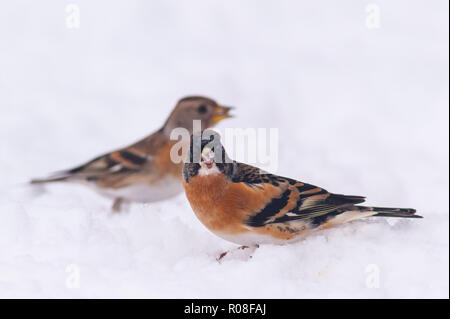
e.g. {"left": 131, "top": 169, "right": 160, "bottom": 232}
{"left": 183, "top": 130, "right": 234, "bottom": 182}
{"left": 163, "top": 96, "right": 233, "bottom": 136}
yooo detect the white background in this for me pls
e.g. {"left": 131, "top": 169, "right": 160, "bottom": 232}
{"left": 0, "top": 0, "right": 448, "bottom": 298}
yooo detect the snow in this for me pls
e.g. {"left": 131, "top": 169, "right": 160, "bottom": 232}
{"left": 0, "top": 0, "right": 448, "bottom": 298}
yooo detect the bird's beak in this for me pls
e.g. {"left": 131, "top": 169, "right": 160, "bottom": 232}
{"left": 212, "top": 105, "right": 234, "bottom": 124}
{"left": 201, "top": 147, "right": 215, "bottom": 168}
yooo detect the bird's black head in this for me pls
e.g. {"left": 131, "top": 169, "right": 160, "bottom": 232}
{"left": 182, "top": 130, "right": 234, "bottom": 182}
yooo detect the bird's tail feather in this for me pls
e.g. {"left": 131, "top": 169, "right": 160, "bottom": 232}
{"left": 30, "top": 171, "right": 73, "bottom": 184}
{"left": 354, "top": 205, "right": 422, "bottom": 218}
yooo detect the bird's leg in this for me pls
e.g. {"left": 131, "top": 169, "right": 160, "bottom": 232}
{"left": 217, "top": 246, "right": 249, "bottom": 261}
{"left": 217, "top": 245, "right": 259, "bottom": 262}
{"left": 217, "top": 251, "right": 228, "bottom": 260}
{"left": 111, "top": 197, "right": 125, "bottom": 213}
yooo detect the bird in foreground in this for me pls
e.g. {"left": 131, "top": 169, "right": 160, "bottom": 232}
{"left": 182, "top": 131, "right": 422, "bottom": 257}
{"left": 31, "top": 96, "right": 233, "bottom": 211}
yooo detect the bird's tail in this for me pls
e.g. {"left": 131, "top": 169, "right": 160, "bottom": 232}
{"left": 30, "top": 170, "right": 73, "bottom": 184}
{"left": 354, "top": 205, "right": 422, "bottom": 218}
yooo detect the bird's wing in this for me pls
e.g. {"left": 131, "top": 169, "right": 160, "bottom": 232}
{"left": 30, "top": 130, "right": 174, "bottom": 185}
{"left": 31, "top": 147, "right": 153, "bottom": 184}
{"left": 229, "top": 162, "right": 365, "bottom": 227}
{"left": 68, "top": 147, "right": 152, "bottom": 179}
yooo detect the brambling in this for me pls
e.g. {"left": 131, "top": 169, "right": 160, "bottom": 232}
{"left": 31, "top": 96, "right": 233, "bottom": 211}
{"left": 182, "top": 131, "right": 422, "bottom": 253}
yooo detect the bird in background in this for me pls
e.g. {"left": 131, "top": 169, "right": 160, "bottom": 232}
{"left": 182, "top": 130, "right": 422, "bottom": 259}
{"left": 31, "top": 96, "right": 233, "bottom": 211}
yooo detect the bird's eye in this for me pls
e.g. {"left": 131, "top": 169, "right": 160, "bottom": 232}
{"left": 197, "top": 105, "right": 207, "bottom": 114}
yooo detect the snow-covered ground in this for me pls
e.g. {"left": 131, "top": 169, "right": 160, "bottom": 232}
{"left": 0, "top": 0, "right": 448, "bottom": 298}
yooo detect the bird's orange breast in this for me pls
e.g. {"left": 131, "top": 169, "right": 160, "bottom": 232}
{"left": 183, "top": 173, "right": 244, "bottom": 234}
{"left": 183, "top": 173, "right": 283, "bottom": 235}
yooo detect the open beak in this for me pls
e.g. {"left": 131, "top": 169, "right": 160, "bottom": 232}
{"left": 212, "top": 105, "right": 234, "bottom": 124}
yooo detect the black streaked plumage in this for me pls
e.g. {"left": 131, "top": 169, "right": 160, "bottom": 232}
{"left": 246, "top": 189, "right": 292, "bottom": 227}
{"left": 118, "top": 150, "right": 147, "bottom": 166}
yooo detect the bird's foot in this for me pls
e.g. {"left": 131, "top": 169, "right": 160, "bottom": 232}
{"left": 111, "top": 197, "right": 127, "bottom": 213}
{"left": 216, "top": 245, "right": 259, "bottom": 262}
